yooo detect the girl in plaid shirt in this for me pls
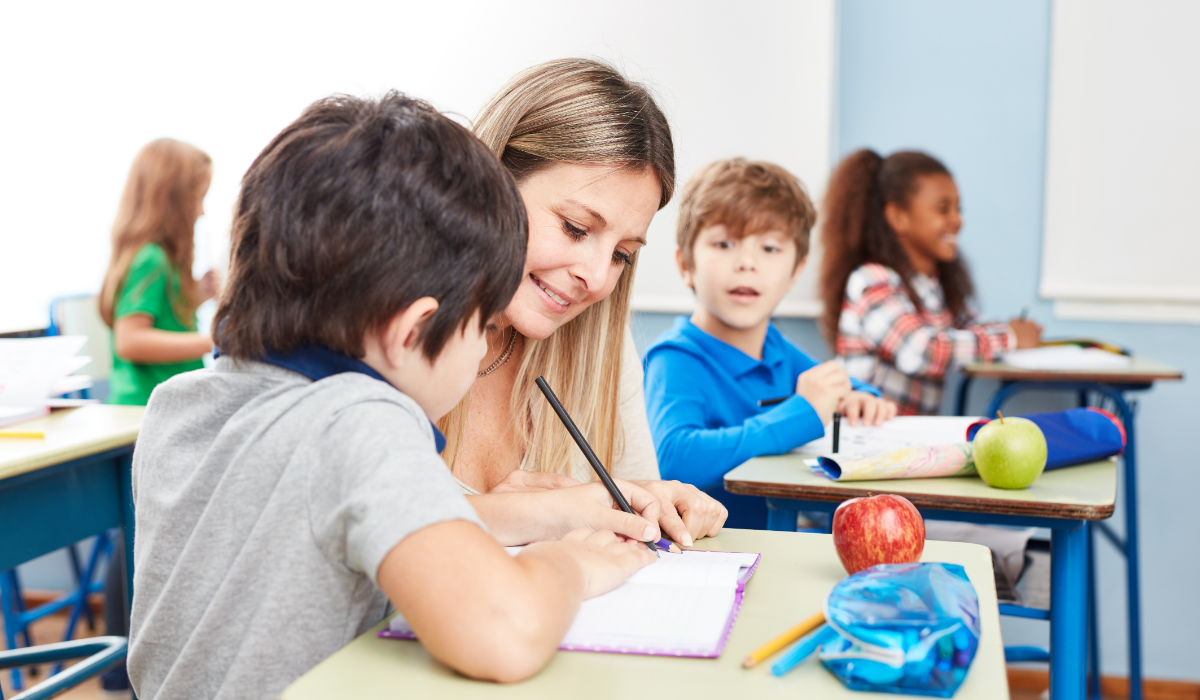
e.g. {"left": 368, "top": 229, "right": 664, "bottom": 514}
{"left": 819, "top": 150, "right": 1042, "bottom": 415}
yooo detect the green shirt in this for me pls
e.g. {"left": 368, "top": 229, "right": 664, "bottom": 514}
{"left": 107, "top": 243, "right": 205, "bottom": 406}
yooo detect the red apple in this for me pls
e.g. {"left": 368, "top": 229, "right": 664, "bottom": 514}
{"left": 832, "top": 494, "right": 925, "bottom": 574}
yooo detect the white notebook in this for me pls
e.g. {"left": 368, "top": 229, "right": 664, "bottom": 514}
{"left": 380, "top": 549, "right": 761, "bottom": 658}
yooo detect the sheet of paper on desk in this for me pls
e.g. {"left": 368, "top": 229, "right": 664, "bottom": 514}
{"left": 381, "top": 549, "right": 761, "bottom": 658}
{"left": 1003, "top": 346, "right": 1131, "bottom": 370}
{"left": 795, "top": 416, "right": 982, "bottom": 456}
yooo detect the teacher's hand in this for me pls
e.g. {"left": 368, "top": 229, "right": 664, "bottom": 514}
{"left": 467, "top": 478, "right": 663, "bottom": 546}
{"left": 631, "top": 480, "right": 727, "bottom": 548}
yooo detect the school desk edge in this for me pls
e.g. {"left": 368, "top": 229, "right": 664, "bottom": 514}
{"left": 0, "top": 406, "right": 144, "bottom": 481}
{"left": 281, "top": 529, "right": 1008, "bottom": 700}
{"left": 959, "top": 355, "right": 1183, "bottom": 384}
{"left": 724, "top": 455, "right": 1116, "bottom": 521}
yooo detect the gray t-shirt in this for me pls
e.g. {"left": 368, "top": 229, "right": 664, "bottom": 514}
{"left": 128, "top": 357, "right": 481, "bottom": 699}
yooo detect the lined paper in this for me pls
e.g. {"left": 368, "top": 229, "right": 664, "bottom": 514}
{"left": 383, "top": 550, "right": 760, "bottom": 658}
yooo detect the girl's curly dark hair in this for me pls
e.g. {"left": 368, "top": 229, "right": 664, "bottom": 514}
{"left": 819, "top": 149, "right": 975, "bottom": 347}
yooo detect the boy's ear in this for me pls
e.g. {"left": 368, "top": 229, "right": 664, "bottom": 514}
{"left": 674, "top": 248, "right": 695, "bottom": 289}
{"left": 884, "top": 202, "right": 909, "bottom": 235}
{"left": 380, "top": 297, "right": 440, "bottom": 368}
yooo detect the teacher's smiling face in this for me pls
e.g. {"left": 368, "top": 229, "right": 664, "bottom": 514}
{"left": 507, "top": 162, "right": 662, "bottom": 340}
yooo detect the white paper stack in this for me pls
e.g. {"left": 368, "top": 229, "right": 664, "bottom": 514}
{"left": 0, "top": 336, "right": 93, "bottom": 427}
{"left": 1002, "top": 346, "right": 1131, "bottom": 370}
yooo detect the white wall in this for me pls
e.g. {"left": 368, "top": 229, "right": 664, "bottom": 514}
{"left": 1040, "top": 0, "right": 1200, "bottom": 324}
{"left": 0, "top": 0, "right": 834, "bottom": 334}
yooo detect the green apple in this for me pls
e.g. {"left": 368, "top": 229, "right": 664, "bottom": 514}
{"left": 972, "top": 414, "right": 1048, "bottom": 489}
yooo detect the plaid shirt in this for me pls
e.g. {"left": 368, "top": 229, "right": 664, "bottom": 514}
{"left": 836, "top": 263, "right": 1012, "bottom": 415}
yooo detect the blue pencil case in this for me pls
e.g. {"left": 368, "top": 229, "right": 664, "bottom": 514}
{"left": 967, "top": 407, "right": 1125, "bottom": 471}
{"left": 820, "top": 562, "right": 981, "bottom": 697}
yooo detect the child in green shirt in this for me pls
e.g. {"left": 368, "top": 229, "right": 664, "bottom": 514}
{"left": 99, "top": 139, "right": 220, "bottom": 405}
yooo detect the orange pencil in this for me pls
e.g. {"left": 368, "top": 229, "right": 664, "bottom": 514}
{"left": 742, "top": 611, "right": 826, "bottom": 668}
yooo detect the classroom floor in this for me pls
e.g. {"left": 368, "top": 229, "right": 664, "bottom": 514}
{"left": 0, "top": 605, "right": 1120, "bottom": 700}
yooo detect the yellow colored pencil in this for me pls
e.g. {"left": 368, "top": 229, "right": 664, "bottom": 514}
{"left": 742, "top": 611, "right": 826, "bottom": 668}
{"left": 0, "top": 431, "right": 45, "bottom": 439}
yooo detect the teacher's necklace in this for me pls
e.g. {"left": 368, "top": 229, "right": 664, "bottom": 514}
{"left": 478, "top": 326, "right": 517, "bottom": 377}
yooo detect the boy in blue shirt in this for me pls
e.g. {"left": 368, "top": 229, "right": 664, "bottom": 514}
{"left": 644, "top": 159, "right": 897, "bottom": 529}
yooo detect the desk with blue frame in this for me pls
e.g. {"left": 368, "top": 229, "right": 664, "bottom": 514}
{"left": 725, "top": 454, "right": 1117, "bottom": 700}
{"left": 282, "top": 529, "right": 1009, "bottom": 700}
{"left": 957, "top": 355, "right": 1182, "bottom": 700}
{"left": 0, "top": 405, "right": 143, "bottom": 698}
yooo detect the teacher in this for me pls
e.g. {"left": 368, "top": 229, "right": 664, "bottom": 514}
{"left": 444, "top": 58, "right": 727, "bottom": 547}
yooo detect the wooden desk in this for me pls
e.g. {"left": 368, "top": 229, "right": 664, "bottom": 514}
{"left": 725, "top": 455, "right": 1116, "bottom": 700}
{"left": 0, "top": 406, "right": 142, "bottom": 482}
{"left": 726, "top": 455, "right": 1116, "bottom": 522}
{"left": 0, "top": 406, "right": 143, "bottom": 618}
{"left": 282, "top": 530, "right": 1008, "bottom": 700}
{"left": 956, "top": 356, "right": 1182, "bottom": 700}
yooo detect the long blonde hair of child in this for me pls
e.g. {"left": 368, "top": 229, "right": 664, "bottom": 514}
{"left": 99, "top": 138, "right": 212, "bottom": 327}
{"left": 438, "top": 58, "right": 675, "bottom": 477}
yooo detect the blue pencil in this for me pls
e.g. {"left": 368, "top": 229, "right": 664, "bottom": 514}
{"left": 770, "top": 624, "right": 839, "bottom": 677}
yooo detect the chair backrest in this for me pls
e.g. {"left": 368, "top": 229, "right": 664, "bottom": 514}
{"left": 48, "top": 295, "right": 112, "bottom": 382}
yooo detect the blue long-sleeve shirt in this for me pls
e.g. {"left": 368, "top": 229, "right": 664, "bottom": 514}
{"left": 643, "top": 317, "right": 880, "bottom": 529}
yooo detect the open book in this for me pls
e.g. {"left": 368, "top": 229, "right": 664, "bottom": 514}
{"left": 379, "top": 549, "right": 761, "bottom": 658}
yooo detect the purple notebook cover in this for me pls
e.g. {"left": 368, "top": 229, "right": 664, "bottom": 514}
{"left": 377, "top": 551, "right": 761, "bottom": 659}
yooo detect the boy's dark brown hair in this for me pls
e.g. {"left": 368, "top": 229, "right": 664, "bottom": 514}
{"left": 818, "top": 149, "right": 973, "bottom": 347}
{"left": 214, "top": 92, "right": 528, "bottom": 362}
{"left": 676, "top": 158, "right": 816, "bottom": 270}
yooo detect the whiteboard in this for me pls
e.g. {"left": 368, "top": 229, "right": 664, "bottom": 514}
{"left": 1040, "top": 0, "right": 1200, "bottom": 322}
{"left": 624, "top": 3, "right": 835, "bottom": 318}
{"left": 0, "top": 0, "right": 834, "bottom": 334}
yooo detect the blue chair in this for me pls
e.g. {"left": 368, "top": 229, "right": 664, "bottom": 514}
{"left": 45, "top": 294, "right": 112, "bottom": 401}
{"left": 0, "top": 533, "right": 115, "bottom": 689}
{"left": 0, "top": 636, "right": 126, "bottom": 700}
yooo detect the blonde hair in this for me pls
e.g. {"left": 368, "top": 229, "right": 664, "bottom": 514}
{"left": 100, "top": 138, "right": 212, "bottom": 326}
{"left": 439, "top": 58, "right": 674, "bottom": 476}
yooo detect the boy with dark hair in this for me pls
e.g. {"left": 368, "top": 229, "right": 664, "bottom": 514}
{"left": 129, "top": 92, "right": 656, "bottom": 699}
{"left": 643, "top": 159, "right": 896, "bottom": 529}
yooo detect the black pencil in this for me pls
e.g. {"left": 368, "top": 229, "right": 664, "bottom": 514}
{"left": 535, "top": 376, "right": 671, "bottom": 554}
{"left": 832, "top": 412, "right": 842, "bottom": 453}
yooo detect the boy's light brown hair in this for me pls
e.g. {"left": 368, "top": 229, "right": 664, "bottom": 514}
{"left": 676, "top": 158, "right": 817, "bottom": 270}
